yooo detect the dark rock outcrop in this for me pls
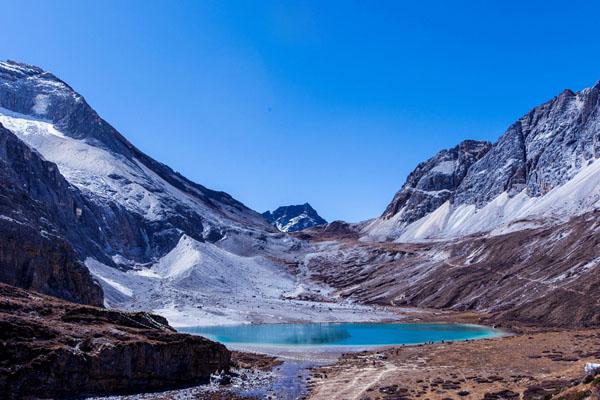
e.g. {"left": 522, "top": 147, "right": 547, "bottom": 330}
{"left": 295, "top": 220, "right": 361, "bottom": 241}
{"left": 263, "top": 203, "right": 327, "bottom": 232}
{"left": 0, "top": 283, "right": 230, "bottom": 399}
{"left": 0, "top": 222, "right": 103, "bottom": 307}
{"left": 0, "top": 123, "right": 103, "bottom": 305}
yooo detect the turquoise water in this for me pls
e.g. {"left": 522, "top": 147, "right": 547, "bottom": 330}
{"left": 180, "top": 322, "right": 501, "bottom": 347}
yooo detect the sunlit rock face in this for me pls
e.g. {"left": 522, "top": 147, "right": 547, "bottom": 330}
{"left": 380, "top": 139, "right": 492, "bottom": 224}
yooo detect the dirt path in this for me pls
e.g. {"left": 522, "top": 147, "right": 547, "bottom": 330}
{"left": 309, "top": 360, "right": 399, "bottom": 400}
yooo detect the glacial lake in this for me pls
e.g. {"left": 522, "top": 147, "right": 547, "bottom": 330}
{"left": 180, "top": 322, "right": 502, "bottom": 347}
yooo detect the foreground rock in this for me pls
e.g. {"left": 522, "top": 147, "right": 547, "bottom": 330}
{"left": 0, "top": 283, "right": 230, "bottom": 399}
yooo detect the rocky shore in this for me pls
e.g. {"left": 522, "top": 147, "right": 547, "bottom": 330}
{"left": 0, "top": 283, "right": 230, "bottom": 399}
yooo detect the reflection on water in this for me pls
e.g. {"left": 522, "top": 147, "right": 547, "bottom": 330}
{"left": 262, "top": 324, "right": 351, "bottom": 345}
{"left": 181, "top": 322, "right": 501, "bottom": 347}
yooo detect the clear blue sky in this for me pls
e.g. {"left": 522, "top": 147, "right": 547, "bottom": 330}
{"left": 2, "top": 1, "right": 600, "bottom": 222}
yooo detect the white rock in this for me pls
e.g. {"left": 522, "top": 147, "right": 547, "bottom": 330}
{"left": 584, "top": 362, "right": 600, "bottom": 375}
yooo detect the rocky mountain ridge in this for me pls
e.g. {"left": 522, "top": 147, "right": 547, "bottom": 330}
{"left": 365, "top": 81, "right": 600, "bottom": 242}
{"left": 0, "top": 60, "right": 281, "bottom": 269}
{"left": 262, "top": 203, "right": 327, "bottom": 232}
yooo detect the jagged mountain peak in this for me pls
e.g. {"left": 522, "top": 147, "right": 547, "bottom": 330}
{"left": 263, "top": 203, "right": 327, "bottom": 232}
{"left": 380, "top": 139, "right": 492, "bottom": 223}
{"left": 366, "top": 80, "right": 600, "bottom": 242}
{"left": 1, "top": 60, "right": 44, "bottom": 76}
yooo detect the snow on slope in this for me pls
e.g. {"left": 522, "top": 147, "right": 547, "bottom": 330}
{"left": 151, "top": 235, "right": 293, "bottom": 297}
{"left": 86, "top": 235, "right": 396, "bottom": 327}
{"left": 278, "top": 213, "right": 319, "bottom": 232}
{"left": 0, "top": 107, "right": 231, "bottom": 224}
{"left": 365, "top": 157, "right": 600, "bottom": 242}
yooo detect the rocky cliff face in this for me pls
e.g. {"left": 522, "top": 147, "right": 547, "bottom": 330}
{"left": 366, "top": 81, "right": 600, "bottom": 241}
{"left": 0, "top": 283, "right": 230, "bottom": 399}
{"left": 263, "top": 203, "right": 327, "bottom": 232}
{"left": 0, "top": 222, "right": 104, "bottom": 307}
{"left": 455, "top": 85, "right": 600, "bottom": 205}
{"left": 380, "top": 140, "right": 491, "bottom": 223}
{"left": 0, "top": 123, "right": 103, "bottom": 306}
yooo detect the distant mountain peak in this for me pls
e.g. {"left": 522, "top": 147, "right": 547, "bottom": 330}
{"left": 263, "top": 203, "right": 327, "bottom": 232}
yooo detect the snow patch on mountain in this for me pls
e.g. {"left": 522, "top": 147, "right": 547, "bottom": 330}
{"left": 32, "top": 94, "right": 50, "bottom": 115}
{"left": 430, "top": 160, "right": 457, "bottom": 175}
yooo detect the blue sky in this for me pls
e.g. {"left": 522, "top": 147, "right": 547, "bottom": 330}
{"left": 2, "top": 1, "right": 600, "bottom": 222}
